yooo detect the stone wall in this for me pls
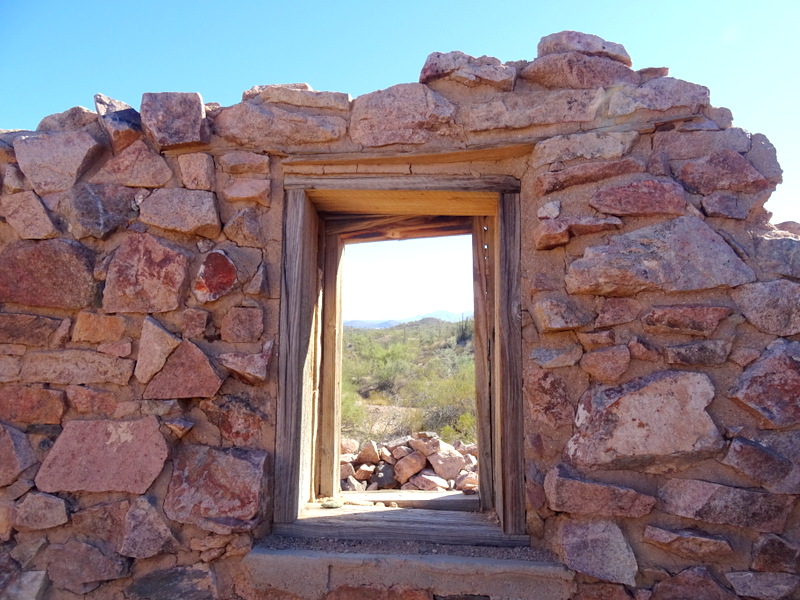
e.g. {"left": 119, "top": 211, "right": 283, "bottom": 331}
{"left": 0, "top": 30, "right": 796, "bottom": 600}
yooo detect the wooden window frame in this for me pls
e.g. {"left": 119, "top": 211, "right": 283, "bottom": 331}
{"left": 274, "top": 176, "right": 524, "bottom": 540}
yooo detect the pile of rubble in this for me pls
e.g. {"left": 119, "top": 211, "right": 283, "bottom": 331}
{"left": 339, "top": 432, "right": 479, "bottom": 493}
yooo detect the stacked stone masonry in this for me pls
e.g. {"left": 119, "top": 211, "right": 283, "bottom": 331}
{"left": 0, "top": 29, "right": 796, "bottom": 599}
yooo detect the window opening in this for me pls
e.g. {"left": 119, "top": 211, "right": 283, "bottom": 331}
{"left": 274, "top": 186, "right": 525, "bottom": 544}
{"left": 338, "top": 236, "right": 480, "bottom": 509}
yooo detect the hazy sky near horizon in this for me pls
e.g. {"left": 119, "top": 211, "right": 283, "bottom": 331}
{"left": 2, "top": 1, "right": 797, "bottom": 319}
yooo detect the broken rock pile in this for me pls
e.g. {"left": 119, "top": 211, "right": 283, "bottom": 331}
{"left": 339, "top": 432, "right": 479, "bottom": 493}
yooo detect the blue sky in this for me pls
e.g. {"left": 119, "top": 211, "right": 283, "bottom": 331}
{"left": 2, "top": 1, "right": 796, "bottom": 319}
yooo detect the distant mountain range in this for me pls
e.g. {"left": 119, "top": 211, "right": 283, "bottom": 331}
{"left": 344, "top": 310, "right": 473, "bottom": 329}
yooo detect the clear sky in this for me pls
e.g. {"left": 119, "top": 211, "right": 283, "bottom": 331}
{"left": 2, "top": 1, "right": 797, "bottom": 319}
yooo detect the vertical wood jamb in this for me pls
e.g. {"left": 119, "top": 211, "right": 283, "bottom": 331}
{"left": 497, "top": 192, "right": 525, "bottom": 535}
{"left": 472, "top": 216, "right": 495, "bottom": 512}
{"left": 317, "top": 231, "right": 344, "bottom": 498}
{"left": 275, "top": 190, "right": 320, "bottom": 523}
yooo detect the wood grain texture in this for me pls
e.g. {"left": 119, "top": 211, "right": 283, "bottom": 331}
{"left": 496, "top": 192, "right": 525, "bottom": 535}
{"left": 317, "top": 232, "right": 344, "bottom": 498}
{"left": 274, "top": 505, "right": 529, "bottom": 546}
{"left": 282, "top": 143, "right": 534, "bottom": 167}
{"left": 472, "top": 216, "right": 496, "bottom": 513}
{"left": 326, "top": 214, "right": 473, "bottom": 243}
{"left": 275, "top": 190, "right": 321, "bottom": 523}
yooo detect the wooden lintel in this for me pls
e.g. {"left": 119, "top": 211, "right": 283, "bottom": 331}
{"left": 281, "top": 143, "right": 534, "bottom": 167}
{"left": 285, "top": 175, "right": 520, "bottom": 193}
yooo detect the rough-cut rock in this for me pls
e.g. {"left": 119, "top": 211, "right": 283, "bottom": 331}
{"left": 531, "top": 131, "right": 638, "bottom": 166}
{"left": 0, "top": 385, "right": 65, "bottom": 425}
{"left": 141, "top": 92, "right": 209, "bottom": 150}
{"left": 728, "top": 340, "right": 800, "bottom": 429}
{"left": 0, "top": 356, "right": 21, "bottom": 383}
{"left": 0, "top": 239, "right": 97, "bottom": 308}
{"left": 12, "top": 492, "right": 68, "bottom": 531}
{"left": 144, "top": 341, "right": 225, "bottom": 399}
{"left": 701, "top": 192, "right": 751, "bottom": 219}
{"left": 522, "top": 52, "right": 638, "bottom": 89}
{"left": 44, "top": 539, "right": 129, "bottom": 594}
{"left": 461, "top": 89, "right": 603, "bottom": 132}
{"left": 35, "top": 416, "right": 168, "bottom": 493}
{"left": 535, "top": 157, "right": 645, "bottom": 195}
{"left": 65, "top": 384, "right": 118, "bottom": 414}
{"left": 350, "top": 83, "right": 455, "bottom": 146}
{"left": 726, "top": 572, "right": 800, "bottom": 600}
{"left": 678, "top": 149, "right": 769, "bottom": 195}
{"left": 193, "top": 250, "right": 238, "bottom": 303}
{"left": 218, "top": 150, "right": 270, "bottom": 175}
{"left": 94, "top": 93, "right": 143, "bottom": 153}
{"left": 748, "top": 132, "right": 783, "bottom": 184}
{"left": 0, "top": 423, "right": 36, "bottom": 486}
{"left": 538, "top": 31, "right": 632, "bottom": 65}
{"left": 177, "top": 152, "right": 215, "bottom": 190}
{"left": 535, "top": 216, "right": 620, "bottom": 249}
{"left": 733, "top": 280, "right": 800, "bottom": 336}
{"left": 223, "top": 207, "right": 263, "bottom": 247}
{"left": 1, "top": 190, "right": 59, "bottom": 239}
{"left": 37, "top": 105, "right": 98, "bottom": 133}
{"left": 119, "top": 496, "right": 177, "bottom": 558}
{"left": 0, "top": 312, "right": 61, "bottom": 346}
{"left": 595, "top": 298, "right": 642, "bottom": 327}
{"left": 579, "top": 345, "right": 630, "bottom": 383}
{"left": 183, "top": 308, "right": 209, "bottom": 338}
{"left": 394, "top": 451, "right": 428, "bottom": 484}
{"left": 664, "top": 338, "right": 731, "bottom": 366}
{"left": 139, "top": 188, "right": 221, "bottom": 237}
{"left": 2, "top": 163, "right": 30, "bottom": 194}
{"left": 127, "top": 565, "right": 218, "bottom": 600}
{"left": 220, "top": 177, "right": 270, "bottom": 205}
{"left": 753, "top": 534, "right": 800, "bottom": 574}
{"left": 419, "top": 51, "right": 515, "bottom": 90}
{"left": 427, "top": 441, "right": 466, "bottom": 481}
{"left": 523, "top": 366, "right": 575, "bottom": 428}
{"left": 220, "top": 307, "right": 264, "bottom": 343}
{"left": 2, "top": 570, "right": 49, "bottom": 600}
{"left": 553, "top": 518, "right": 638, "bottom": 586}
{"left": 566, "top": 217, "right": 755, "bottom": 296}
{"left": 21, "top": 349, "right": 133, "bottom": 385}
{"left": 532, "top": 298, "right": 594, "bottom": 332}
{"left": 652, "top": 128, "right": 751, "bottom": 159}
{"left": 641, "top": 304, "right": 731, "bottom": 337}
{"left": 659, "top": 478, "right": 795, "bottom": 533}
{"left": 103, "top": 233, "right": 190, "bottom": 313}
{"left": 577, "top": 330, "right": 615, "bottom": 350}
{"left": 202, "top": 395, "right": 270, "bottom": 447}
{"left": 567, "top": 370, "right": 723, "bottom": 468}
{"left": 214, "top": 101, "right": 346, "bottom": 146}
{"left": 721, "top": 437, "right": 792, "bottom": 488}
{"left": 545, "top": 465, "right": 655, "bottom": 517}
{"left": 589, "top": 179, "right": 686, "bottom": 216}
{"left": 409, "top": 468, "right": 448, "bottom": 491}
{"left": 61, "top": 182, "right": 136, "bottom": 238}
{"left": 72, "top": 311, "right": 127, "bottom": 343}
{"left": 89, "top": 139, "right": 172, "bottom": 187}
{"left": 643, "top": 526, "right": 734, "bottom": 561}
{"left": 13, "top": 131, "right": 102, "bottom": 195}
{"left": 608, "top": 78, "right": 710, "bottom": 117}
{"left": 754, "top": 231, "right": 800, "bottom": 279}
{"left": 357, "top": 441, "right": 381, "bottom": 464}
{"left": 651, "top": 567, "right": 736, "bottom": 600}
{"left": 529, "top": 345, "right": 583, "bottom": 369}
{"left": 218, "top": 340, "right": 273, "bottom": 384}
{"left": 244, "top": 83, "right": 350, "bottom": 111}
{"left": 134, "top": 316, "right": 180, "bottom": 383}
{"left": 164, "top": 444, "right": 267, "bottom": 534}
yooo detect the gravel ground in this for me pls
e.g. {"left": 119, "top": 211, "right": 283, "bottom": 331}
{"left": 259, "top": 534, "right": 557, "bottom": 562}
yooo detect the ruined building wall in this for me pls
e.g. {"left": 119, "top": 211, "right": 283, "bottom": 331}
{"left": 0, "top": 30, "right": 797, "bottom": 600}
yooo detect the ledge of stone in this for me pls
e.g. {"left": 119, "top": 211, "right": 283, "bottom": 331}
{"left": 244, "top": 544, "right": 575, "bottom": 600}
